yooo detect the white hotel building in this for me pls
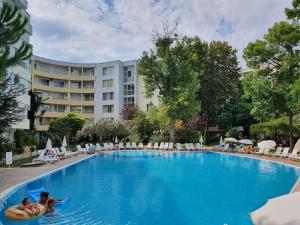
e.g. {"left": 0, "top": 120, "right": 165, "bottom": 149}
{"left": 31, "top": 56, "right": 158, "bottom": 131}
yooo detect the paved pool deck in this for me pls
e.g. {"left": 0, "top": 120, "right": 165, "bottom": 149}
{"left": 0, "top": 154, "right": 91, "bottom": 198}
{"left": 0, "top": 150, "right": 299, "bottom": 199}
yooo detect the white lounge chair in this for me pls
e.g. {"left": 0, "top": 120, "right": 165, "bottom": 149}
{"left": 163, "top": 142, "right": 169, "bottom": 150}
{"left": 272, "top": 147, "right": 282, "bottom": 157}
{"left": 33, "top": 150, "right": 59, "bottom": 164}
{"left": 289, "top": 147, "right": 299, "bottom": 159}
{"left": 159, "top": 143, "right": 164, "bottom": 150}
{"left": 280, "top": 147, "right": 290, "bottom": 157}
{"left": 119, "top": 143, "right": 124, "bottom": 150}
{"left": 85, "top": 144, "right": 90, "bottom": 151}
{"left": 195, "top": 143, "right": 201, "bottom": 150}
{"left": 60, "top": 146, "right": 75, "bottom": 157}
{"left": 96, "top": 143, "right": 102, "bottom": 151}
{"left": 263, "top": 148, "right": 271, "bottom": 156}
{"left": 108, "top": 143, "right": 114, "bottom": 150}
{"left": 223, "top": 144, "right": 230, "bottom": 152}
{"left": 168, "top": 143, "right": 174, "bottom": 150}
{"left": 138, "top": 143, "right": 143, "bottom": 149}
{"left": 176, "top": 143, "right": 182, "bottom": 151}
{"left": 126, "top": 142, "right": 131, "bottom": 149}
{"left": 146, "top": 143, "right": 152, "bottom": 149}
{"left": 254, "top": 147, "right": 265, "bottom": 155}
{"left": 153, "top": 142, "right": 159, "bottom": 150}
{"left": 132, "top": 142, "right": 137, "bottom": 149}
{"left": 189, "top": 143, "right": 195, "bottom": 151}
{"left": 76, "top": 145, "right": 87, "bottom": 153}
{"left": 103, "top": 143, "right": 109, "bottom": 150}
{"left": 185, "top": 143, "right": 191, "bottom": 151}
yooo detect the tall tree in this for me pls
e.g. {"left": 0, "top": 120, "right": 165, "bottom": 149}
{"left": 285, "top": 0, "right": 300, "bottom": 20}
{"left": 243, "top": 20, "right": 300, "bottom": 148}
{"left": 0, "top": 3, "right": 32, "bottom": 134}
{"left": 184, "top": 37, "right": 241, "bottom": 133}
{"left": 139, "top": 24, "right": 200, "bottom": 142}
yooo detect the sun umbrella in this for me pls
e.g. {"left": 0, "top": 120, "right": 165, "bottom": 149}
{"left": 258, "top": 140, "right": 276, "bottom": 149}
{"left": 239, "top": 139, "right": 254, "bottom": 145}
{"left": 199, "top": 135, "right": 204, "bottom": 143}
{"left": 62, "top": 136, "right": 67, "bottom": 147}
{"left": 251, "top": 191, "right": 300, "bottom": 225}
{"left": 224, "top": 137, "right": 238, "bottom": 143}
{"left": 46, "top": 138, "right": 52, "bottom": 150}
{"left": 115, "top": 136, "right": 119, "bottom": 143}
{"left": 219, "top": 136, "right": 224, "bottom": 145}
{"left": 293, "top": 138, "right": 300, "bottom": 152}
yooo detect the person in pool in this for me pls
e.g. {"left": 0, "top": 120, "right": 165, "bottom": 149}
{"left": 39, "top": 192, "right": 62, "bottom": 206}
{"left": 46, "top": 199, "right": 55, "bottom": 214}
{"left": 17, "top": 197, "right": 40, "bottom": 217}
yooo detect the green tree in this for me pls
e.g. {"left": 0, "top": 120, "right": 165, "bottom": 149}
{"left": 184, "top": 37, "right": 241, "bottom": 134}
{"left": 49, "top": 113, "right": 86, "bottom": 145}
{"left": 0, "top": 3, "right": 32, "bottom": 134}
{"left": 243, "top": 20, "right": 300, "bottom": 148}
{"left": 28, "top": 90, "right": 46, "bottom": 131}
{"left": 285, "top": 0, "right": 300, "bottom": 20}
{"left": 131, "top": 111, "right": 158, "bottom": 141}
{"left": 139, "top": 25, "right": 200, "bottom": 142}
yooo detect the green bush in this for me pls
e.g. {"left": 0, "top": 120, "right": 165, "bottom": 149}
{"left": 225, "top": 128, "right": 239, "bottom": 138}
{"left": 149, "top": 134, "right": 168, "bottom": 143}
{"left": 123, "top": 134, "right": 141, "bottom": 143}
{"left": 176, "top": 128, "right": 199, "bottom": 143}
{"left": 0, "top": 137, "right": 16, "bottom": 160}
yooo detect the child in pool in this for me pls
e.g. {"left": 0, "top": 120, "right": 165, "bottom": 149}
{"left": 46, "top": 199, "right": 55, "bottom": 214}
{"left": 39, "top": 192, "right": 61, "bottom": 206}
{"left": 17, "top": 197, "right": 40, "bottom": 217}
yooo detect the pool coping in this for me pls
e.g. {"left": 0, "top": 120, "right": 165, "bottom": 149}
{"left": 0, "top": 150, "right": 299, "bottom": 201}
{"left": 0, "top": 154, "right": 95, "bottom": 200}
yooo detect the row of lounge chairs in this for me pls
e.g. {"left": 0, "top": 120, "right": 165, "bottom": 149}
{"left": 33, "top": 147, "right": 78, "bottom": 164}
{"left": 219, "top": 144, "right": 300, "bottom": 161}
{"left": 76, "top": 142, "right": 204, "bottom": 151}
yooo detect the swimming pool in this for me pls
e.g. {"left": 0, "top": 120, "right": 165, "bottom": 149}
{"left": 0, "top": 151, "right": 299, "bottom": 225}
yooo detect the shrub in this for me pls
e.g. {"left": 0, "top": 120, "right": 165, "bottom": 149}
{"left": 124, "top": 134, "right": 141, "bottom": 143}
{"left": 176, "top": 127, "right": 199, "bottom": 143}
{"left": 149, "top": 134, "right": 168, "bottom": 143}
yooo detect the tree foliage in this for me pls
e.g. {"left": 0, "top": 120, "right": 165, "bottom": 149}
{"left": 285, "top": 0, "right": 300, "bottom": 20}
{"left": 139, "top": 24, "right": 200, "bottom": 141}
{"left": 0, "top": 3, "right": 32, "bottom": 135}
{"left": 243, "top": 18, "right": 300, "bottom": 147}
{"left": 49, "top": 113, "right": 86, "bottom": 144}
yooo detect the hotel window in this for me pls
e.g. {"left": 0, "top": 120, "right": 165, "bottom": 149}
{"left": 53, "top": 66, "right": 68, "bottom": 75}
{"left": 70, "top": 93, "right": 81, "bottom": 101}
{"left": 52, "top": 92, "right": 65, "bottom": 99}
{"left": 39, "top": 104, "right": 50, "bottom": 112}
{"left": 70, "top": 81, "right": 81, "bottom": 89}
{"left": 124, "top": 84, "right": 134, "bottom": 95}
{"left": 71, "top": 67, "right": 82, "bottom": 76}
{"left": 124, "top": 66, "right": 134, "bottom": 83}
{"left": 38, "top": 63, "right": 50, "bottom": 73}
{"left": 102, "top": 105, "right": 114, "bottom": 113}
{"left": 103, "top": 92, "right": 114, "bottom": 101}
{"left": 38, "top": 78, "right": 49, "bottom": 86}
{"left": 103, "top": 66, "right": 114, "bottom": 76}
{"left": 83, "top": 81, "right": 94, "bottom": 88}
{"left": 70, "top": 106, "right": 82, "bottom": 113}
{"left": 53, "top": 80, "right": 65, "bottom": 88}
{"left": 83, "top": 94, "right": 94, "bottom": 101}
{"left": 51, "top": 105, "right": 66, "bottom": 112}
{"left": 102, "top": 79, "right": 114, "bottom": 88}
{"left": 83, "top": 68, "right": 94, "bottom": 76}
{"left": 83, "top": 106, "right": 94, "bottom": 114}
{"left": 124, "top": 97, "right": 135, "bottom": 106}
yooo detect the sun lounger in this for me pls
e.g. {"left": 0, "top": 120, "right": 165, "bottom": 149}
{"left": 103, "top": 143, "right": 109, "bottom": 150}
{"left": 33, "top": 150, "right": 59, "bottom": 164}
{"left": 126, "top": 142, "right": 131, "bottom": 149}
{"left": 185, "top": 143, "right": 191, "bottom": 151}
{"left": 159, "top": 143, "right": 164, "bottom": 150}
{"left": 138, "top": 143, "right": 143, "bottom": 149}
{"left": 190, "top": 143, "right": 195, "bottom": 151}
{"left": 146, "top": 143, "right": 152, "bottom": 149}
{"left": 132, "top": 142, "right": 137, "bottom": 149}
{"left": 76, "top": 145, "right": 87, "bottom": 153}
{"left": 195, "top": 143, "right": 201, "bottom": 150}
{"left": 223, "top": 144, "right": 230, "bottom": 152}
{"left": 254, "top": 147, "right": 265, "bottom": 155}
{"left": 168, "top": 143, "right": 174, "bottom": 150}
{"left": 96, "top": 143, "right": 102, "bottom": 151}
{"left": 280, "top": 147, "right": 290, "bottom": 157}
{"left": 272, "top": 147, "right": 282, "bottom": 157}
{"left": 263, "top": 148, "right": 271, "bottom": 156}
{"left": 60, "top": 146, "right": 75, "bottom": 157}
{"left": 119, "top": 143, "right": 124, "bottom": 150}
{"left": 153, "top": 142, "right": 159, "bottom": 150}
{"left": 163, "top": 142, "right": 169, "bottom": 150}
{"left": 108, "top": 143, "right": 114, "bottom": 150}
{"left": 176, "top": 143, "right": 182, "bottom": 151}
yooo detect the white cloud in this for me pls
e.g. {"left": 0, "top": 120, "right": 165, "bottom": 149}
{"left": 28, "top": 0, "right": 291, "bottom": 67}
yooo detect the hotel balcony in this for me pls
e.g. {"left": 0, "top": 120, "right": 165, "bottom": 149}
{"left": 33, "top": 84, "right": 95, "bottom": 94}
{"left": 34, "top": 70, "right": 95, "bottom": 81}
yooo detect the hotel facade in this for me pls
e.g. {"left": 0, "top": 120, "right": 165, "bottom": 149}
{"left": 31, "top": 56, "right": 158, "bottom": 131}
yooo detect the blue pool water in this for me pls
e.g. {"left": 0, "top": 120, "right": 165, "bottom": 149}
{"left": 0, "top": 151, "right": 299, "bottom": 225}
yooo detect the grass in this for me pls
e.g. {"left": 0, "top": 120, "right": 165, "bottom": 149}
{"left": 0, "top": 156, "right": 36, "bottom": 168}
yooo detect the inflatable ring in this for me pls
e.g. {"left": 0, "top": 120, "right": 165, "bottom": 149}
{"left": 5, "top": 203, "right": 46, "bottom": 221}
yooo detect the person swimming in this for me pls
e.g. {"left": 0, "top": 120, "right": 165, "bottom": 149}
{"left": 17, "top": 197, "right": 40, "bottom": 217}
{"left": 39, "top": 192, "right": 62, "bottom": 206}
{"left": 46, "top": 199, "right": 55, "bottom": 214}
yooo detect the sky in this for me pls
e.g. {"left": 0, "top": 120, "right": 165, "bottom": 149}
{"left": 28, "top": 0, "right": 291, "bottom": 68}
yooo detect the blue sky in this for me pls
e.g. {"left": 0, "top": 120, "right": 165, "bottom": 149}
{"left": 28, "top": 0, "right": 291, "bottom": 68}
